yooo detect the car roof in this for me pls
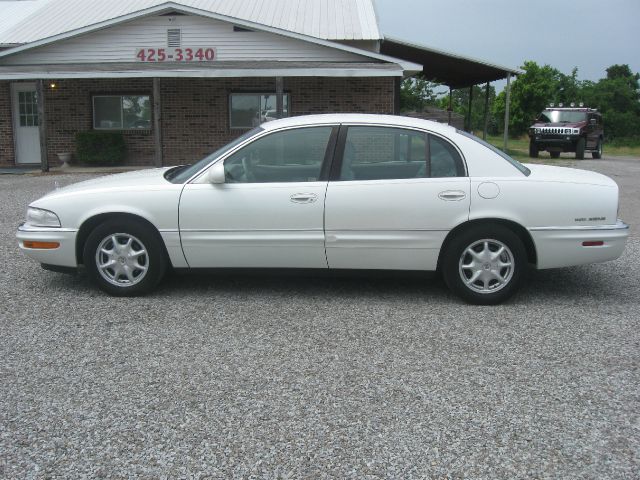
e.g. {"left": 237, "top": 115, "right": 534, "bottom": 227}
{"left": 260, "top": 113, "right": 458, "bottom": 135}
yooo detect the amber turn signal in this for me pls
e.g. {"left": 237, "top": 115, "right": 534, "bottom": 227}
{"left": 23, "top": 241, "right": 60, "bottom": 249}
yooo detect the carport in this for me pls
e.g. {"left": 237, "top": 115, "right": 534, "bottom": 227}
{"left": 381, "top": 37, "right": 521, "bottom": 150}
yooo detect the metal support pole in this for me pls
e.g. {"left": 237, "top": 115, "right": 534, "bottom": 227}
{"left": 35, "top": 79, "right": 48, "bottom": 172}
{"left": 466, "top": 85, "right": 473, "bottom": 132}
{"left": 152, "top": 78, "right": 162, "bottom": 167}
{"left": 393, "top": 77, "right": 401, "bottom": 114}
{"left": 447, "top": 88, "right": 452, "bottom": 126}
{"left": 483, "top": 82, "right": 490, "bottom": 140}
{"left": 503, "top": 73, "right": 512, "bottom": 152}
{"left": 275, "top": 76, "right": 284, "bottom": 119}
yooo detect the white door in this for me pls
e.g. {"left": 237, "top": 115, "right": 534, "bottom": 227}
{"left": 179, "top": 126, "right": 335, "bottom": 268}
{"left": 325, "top": 126, "right": 471, "bottom": 271}
{"left": 11, "top": 83, "right": 41, "bottom": 164}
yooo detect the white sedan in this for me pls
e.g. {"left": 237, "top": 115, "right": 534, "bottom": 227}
{"left": 17, "top": 114, "right": 629, "bottom": 304}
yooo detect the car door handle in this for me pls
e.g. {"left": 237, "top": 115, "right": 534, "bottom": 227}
{"left": 438, "top": 190, "right": 466, "bottom": 201}
{"left": 290, "top": 193, "right": 317, "bottom": 204}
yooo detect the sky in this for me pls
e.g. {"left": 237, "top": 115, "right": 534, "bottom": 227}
{"left": 374, "top": 0, "right": 640, "bottom": 92}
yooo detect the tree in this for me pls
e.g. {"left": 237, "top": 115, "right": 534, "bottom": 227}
{"left": 436, "top": 84, "right": 497, "bottom": 133}
{"left": 399, "top": 77, "right": 441, "bottom": 112}
{"left": 493, "top": 60, "right": 563, "bottom": 135}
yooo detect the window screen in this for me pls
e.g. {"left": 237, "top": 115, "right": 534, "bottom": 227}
{"left": 93, "top": 95, "right": 151, "bottom": 130}
{"left": 229, "top": 93, "right": 290, "bottom": 129}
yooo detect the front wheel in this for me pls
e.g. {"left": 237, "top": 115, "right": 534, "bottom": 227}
{"left": 528, "top": 141, "right": 539, "bottom": 158}
{"left": 83, "top": 219, "right": 167, "bottom": 296}
{"left": 441, "top": 225, "right": 527, "bottom": 305}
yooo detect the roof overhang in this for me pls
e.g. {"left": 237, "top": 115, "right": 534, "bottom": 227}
{"left": 0, "top": 61, "right": 404, "bottom": 80}
{"left": 380, "top": 36, "right": 521, "bottom": 88}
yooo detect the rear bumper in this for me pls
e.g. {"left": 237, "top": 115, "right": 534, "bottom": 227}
{"left": 529, "top": 220, "right": 629, "bottom": 269}
{"left": 16, "top": 223, "right": 78, "bottom": 268}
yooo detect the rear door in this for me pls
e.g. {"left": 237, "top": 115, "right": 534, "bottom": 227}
{"left": 324, "top": 125, "right": 470, "bottom": 270}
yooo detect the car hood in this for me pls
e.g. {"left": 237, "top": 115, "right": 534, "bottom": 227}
{"left": 36, "top": 168, "right": 173, "bottom": 201}
{"left": 523, "top": 163, "right": 616, "bottom": 187}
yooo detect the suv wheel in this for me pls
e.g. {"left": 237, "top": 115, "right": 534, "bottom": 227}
{"left": 528, "top": 141, "right": 539, "bottom": 158}
{"left": 576, "top": 138, "right": 586, "bottom": 160}
{"left": 592, "top": 139, "right": 603, "bottom": 159}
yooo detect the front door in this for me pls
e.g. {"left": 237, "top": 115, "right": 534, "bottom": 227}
{"left": 179, "top": 126, "right": 336, "bottom": 268}
{"left": 325, "top": 126, "right": 470, "bottom": 271}
{"left": 11, "top": 83, "right": 41, "bottom": 164}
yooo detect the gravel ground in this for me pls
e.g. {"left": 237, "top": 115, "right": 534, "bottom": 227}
{"left": 1, "top": 158, "right": 639, "bottom": 479}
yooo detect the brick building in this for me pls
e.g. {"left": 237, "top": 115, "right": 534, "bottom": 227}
{"left": 0, "top": 0, "right": 422, "bottom": 168}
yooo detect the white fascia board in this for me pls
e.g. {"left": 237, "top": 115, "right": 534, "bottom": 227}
{"left": 0, "top": 67, "right": 404, "bottom": 80}
{"left": 0, "top": 2, "right": 421, "bottom": 73}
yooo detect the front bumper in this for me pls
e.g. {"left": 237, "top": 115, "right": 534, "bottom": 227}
{"left": 531, "top": 135, "right": 580, "bottom": 152}
{"left": 529, "top": 220, "right": 629, "bottom": 269}
{"left": 17, "top": 223, "right": 78, "bottom": 268}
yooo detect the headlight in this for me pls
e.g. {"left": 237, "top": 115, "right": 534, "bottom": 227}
{"left": 26, "top": 207, "right": 61, "bottom": 227}
{"left": 572, "top": 128, "right": 580, "bottom": 135}
{"left": 535, "top": 128, "right": 540, "bottom": 134}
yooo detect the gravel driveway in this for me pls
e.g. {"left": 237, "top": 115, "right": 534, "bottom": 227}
{"left": 1, "top": 157, "right": 639, "bottom": 479}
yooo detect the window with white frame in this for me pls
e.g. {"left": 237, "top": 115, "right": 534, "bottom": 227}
{"left": 229, "top": 93, "right": 290, "bottom": 129}
{"left": 93, "top": 95, "right": 151, "bottom": 130}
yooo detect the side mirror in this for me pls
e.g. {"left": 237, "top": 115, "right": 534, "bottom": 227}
{"left": 590, "top": 118, "right": 597, "bottom": 126}
{"left": 207, "top": 162, "right": 226, "bottom": 184}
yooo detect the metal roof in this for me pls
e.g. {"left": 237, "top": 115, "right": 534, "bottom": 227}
{"left": 0, "top": 0, "right": 52, "bottom": 45}
{"left": 0, "top": 0, "right": 381, "bottom": 45}
{"left": 380, "top": 36, "right": 521, "bottom": 88}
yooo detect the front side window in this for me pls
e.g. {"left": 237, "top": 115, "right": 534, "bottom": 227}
{"left": 229, "top": 93, "right": 290, "bottom": 129}
{"left": 93, "top": 95, "right": 151, "bottom": 130}
{"left": 224, "top": 127, "right": 332, "bottom": 183}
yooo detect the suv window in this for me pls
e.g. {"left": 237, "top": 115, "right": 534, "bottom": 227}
{"left": 224, "top": 127, "right": 333, "bottom": 183}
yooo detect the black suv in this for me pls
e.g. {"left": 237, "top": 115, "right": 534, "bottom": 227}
{"left": 528, "top": 106, "right": 604, "bottom": 159}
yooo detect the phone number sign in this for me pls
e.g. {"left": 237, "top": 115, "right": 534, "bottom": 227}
{"left": 135, "top": 47, "right": 216, "bottom": 62}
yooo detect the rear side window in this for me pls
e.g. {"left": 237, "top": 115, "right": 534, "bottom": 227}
{"left": 429, "top": 135, "right": 465, "bottom": 178}
{"left": 456, "top": 129, "right": 531, "bottom": 176}
{"left": 336, "top": 126, "right": 465, "bottom": 181}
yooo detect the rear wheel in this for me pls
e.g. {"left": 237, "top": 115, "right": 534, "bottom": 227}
{"left": 442, "top": 224, "right": 527, "bottom": 305}
{"left": 550, "top": 151, "right": 561, "bottom": 159}
{"left": 528, "top": 141, "right": 539, "bottom": 158}
{"left": 83, "top": 219, "right": 167, "bottom": 296}
{"left": 592, "top": 138, "right": 603, "bottom": 159}
{"left": 576, "top": 138, "right": 586, "bottom": 159}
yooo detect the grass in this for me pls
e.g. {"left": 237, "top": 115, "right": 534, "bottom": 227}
{"left": 482, "top": 133, "right": 640, "bottom": 162}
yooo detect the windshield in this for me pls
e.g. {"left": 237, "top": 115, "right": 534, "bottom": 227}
{"left": 538, "top": 110, "right": 586, "bottom": 123}
{"left": 166, "top": 127, "right": 263, "bottom": 184}
{"left": 456, "top": 130, "right": 530, "bottom": 176}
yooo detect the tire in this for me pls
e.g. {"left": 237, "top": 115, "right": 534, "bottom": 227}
{"left": 441, "top": 224, "right": 527, "bottom": 305}
{"left": 592, "top": 138, "right": 603, "bottom": 159}
{"left": 575, "top": 138, "right": 585, "bottom": 160}
{"left": 528, "top": 141, "right": 539, "bottom": 158}
{"left": 550, "top": 151, "right": 560, "bottom": 159}
{"left": 83, "top": 218, "right": 167, "bottom": 296}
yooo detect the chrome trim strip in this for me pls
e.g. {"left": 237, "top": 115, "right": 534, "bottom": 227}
{"left": 17, "top": 223, "right": 77, "bottom": 233}
{"left": 529, "top": 221, "right": 629, "bottom": 232}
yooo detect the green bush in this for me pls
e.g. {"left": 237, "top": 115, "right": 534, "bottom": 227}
{"left": 75, "top": 131, "right": 126, "bottom": 165}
